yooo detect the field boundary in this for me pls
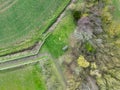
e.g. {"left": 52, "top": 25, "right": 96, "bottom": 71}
{"left": 0, "top": 54, "right": 49, "bottom": 71}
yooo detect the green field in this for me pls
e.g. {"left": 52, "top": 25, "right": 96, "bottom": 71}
{"left": 0, "top": 64, "right": 46, "bottom": 90}
{"left": 0, "top": 0, "right": 70, "bottom": 56}
{"left": 41, "top": 12, "right": 76, "bottom": 58}
{"left": 112, "top": 0, "right": 120, "bottom": 20}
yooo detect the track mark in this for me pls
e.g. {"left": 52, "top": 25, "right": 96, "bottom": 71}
{"left": 0, "top": 0, "right": 18, "bottom": 13}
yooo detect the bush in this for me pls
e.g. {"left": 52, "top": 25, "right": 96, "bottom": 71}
{"left": 108, "top": 21, "right": 120, "bottom": 37}
{"left": 101, "top": 6, "right": 112, "bottom": 24}
{"left": 77, "top": 55, "right": 90, "bottom": 68}
{"left": 85, "top": 42, "right": 96, "bottom": 53}
{"left": 69, "top": 3, "right": 85, "bottom": 21}
{"left": 72, "top": 10, "right": 81, "bottom": 21}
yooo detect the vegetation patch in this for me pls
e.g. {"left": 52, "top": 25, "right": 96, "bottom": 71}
{"left": 42, "top": 12, "right": 76, "bottom": 58}
{"left": 112, "top": 0, "right": 120, "bottom": 20}
{"left": 0, "top": 64, "right": 46, "bottom": 90}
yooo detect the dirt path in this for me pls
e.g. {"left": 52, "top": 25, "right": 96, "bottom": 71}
{"left": 45, "top": 0, "right": 75, "bottom": 33}
{"left": 0, "top": 54, "right": 49, "bottom": 71}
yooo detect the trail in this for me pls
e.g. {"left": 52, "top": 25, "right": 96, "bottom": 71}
{"left": 0, "top": 54, "right": 48, "bottom": 71}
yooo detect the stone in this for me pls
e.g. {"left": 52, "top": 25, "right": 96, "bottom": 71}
{"left": 62, "top": 45, "right": 68, "bottom": 51}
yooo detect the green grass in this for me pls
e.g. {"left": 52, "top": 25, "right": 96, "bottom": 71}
{"left": 0, "top": 64, "right": 46, "bottom": 90}
{"left": 41, "top": 12, "right": 76, "bottom": 58}
{"left": 112, "top": 0, "right": 120, "bottom": 20}
{"left": 0, "top": 0, "right": 70, "bottom": 56}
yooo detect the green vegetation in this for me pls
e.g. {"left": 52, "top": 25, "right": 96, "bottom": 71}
{"left": 0, "top": 64, "right": 46, "bottom": 90}
{"left": 77, "top": 55, "right": 90, "bottom": 68}
{"left": 0, "top": 0, "right": 70, "bottom": 56}
{"left": 85, "top": 42, "right": 96, "bottom": 53}
{"left": 112, "top": 0, "right": 120, "bottom": 20}
{"left": 41, "top": 12, "right": 76, "bottom": 58}
{"left": 103, "top": 1, "right": 120, "bottom": 40}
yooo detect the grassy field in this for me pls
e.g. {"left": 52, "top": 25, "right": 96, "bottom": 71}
{"left": 112, "top": 0, "right": 120, "bottom": 20}
{"left": 41, "top": 12, "right": 76, "bottom": 58}
{"left": 0, "top": 0, "right": 70, "bottom": 56}
{"left": 0, "top": 64, "right": 46, "bottom": 90}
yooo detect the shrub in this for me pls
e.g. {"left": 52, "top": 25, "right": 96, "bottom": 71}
{"left": 108, "top": 21, "right": 120, "bottom": 37}
{"left": 85, "top": 42, "right": 96, "bottom": 53}
{"left": 101, "top": 6, "right": 112, "bottom": 24}
{"left": 72, "top": 11, "right": 81, "bottom": 21}
{"left": 77, "top": 55, "right": 90, "bottom": 68}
